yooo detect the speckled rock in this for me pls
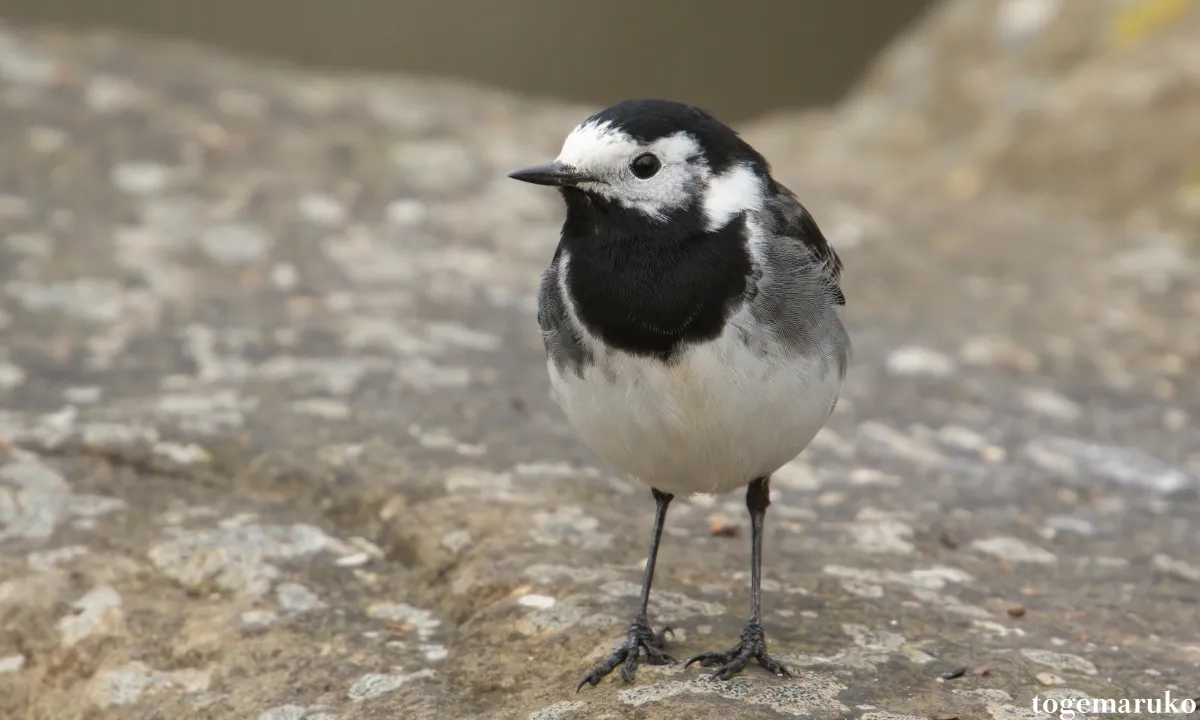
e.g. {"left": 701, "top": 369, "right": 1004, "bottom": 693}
{"left": 1, "top": 2, "right": 1198, "bottom": 719}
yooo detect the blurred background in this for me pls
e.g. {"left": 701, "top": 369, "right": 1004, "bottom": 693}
{"left": 2, "top": 1, "right": 1199, "bottom": 718}
{"left": 2, "top": 0, "right": 933, "bottom": 120}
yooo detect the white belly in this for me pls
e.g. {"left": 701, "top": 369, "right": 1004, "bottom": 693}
{"left": 548, "top": 322, "right": 843, "bottom": 496}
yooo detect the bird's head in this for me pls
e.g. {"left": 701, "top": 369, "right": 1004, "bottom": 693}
{"left": 509, "top": 99, "right": 771, "bottom": 231}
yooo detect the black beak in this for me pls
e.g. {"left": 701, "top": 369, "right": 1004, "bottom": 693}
{"left": 507, "top": 161, "right": 594, "bottom": 188}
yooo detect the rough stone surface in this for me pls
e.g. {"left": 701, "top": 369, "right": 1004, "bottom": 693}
{"left": 1, "top": 1, "right": 1199, "bottom": 718}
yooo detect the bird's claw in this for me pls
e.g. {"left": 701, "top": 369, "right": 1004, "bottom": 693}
{"left": 684, "top": 620, "right": 790, "bottom": 681}
{"left": 576, "top": 618, "right": 676, "bottom": 691}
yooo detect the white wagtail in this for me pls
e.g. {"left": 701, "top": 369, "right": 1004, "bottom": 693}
{"left": 508, "top": 99, "right": 850, "bottom": 689}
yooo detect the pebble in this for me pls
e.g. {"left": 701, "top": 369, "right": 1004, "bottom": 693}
{"left": 271, "top": 263, "right": 299, "bottom": 290}
{"left": 275, "top": 583, "right": 326, "bottom": 614}
{"left": 980, "top": 445, "right": 1007, "bottom": 463}
{"left": 971, "top": 536, "right": 1057, "bottom": 565}
{"left": 0, "top": 361, "right": 25, "bottom": 389}
{"left": 257, "top": 706, "right": 307, "bottom": 720}
{"left": 959, "top": 335, "right": 1039, "bottom": 371}
{"left": 517, "top": 594, "right": 557, "bottom": 610}
{"left": 386, "top": 198, "right": 427, "bottom": 226}
{"left": 347, "top": 669, "right": 436, "bottom": 702}
{"left": 1036, "top": 672, "right": 1065, "bottom": 686}
{"left": 1019, "top": 387, "right": 1081, "bottom": 421}
{"left": 860, "top": 421, "right": 947, "bottom": 466}
{"left": 84, "top": 75, "right": 144, "bottom": 113}
{"left": 298, "top": 193, "right": 346, "bottom": 225}
{"left": 200, "top": 223, "right": 273, "bottom": 265}
{"left": 885, "top": 345, "right": 958, "bottom": 377}
{"left": 110, "top": 162, "right": 171, "bottom": 195}
{"left": 0, "top": 654, "right": 26, "bottom": 674}
{"left": 1021, "top": 648, "right": 1098, "bottom": 675}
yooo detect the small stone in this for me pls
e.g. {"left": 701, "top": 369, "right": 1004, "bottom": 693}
{"left": 848, "top": 468, "right": 903, "bottom": 486}
{"left": 1036, "top": 672, "right": 1065, "bottom": 686}
{"left": 1164, "top": 408, "right": 1188, "bottom": 432}
{"left": 271, "top": 263, "right": 299, "bottom": 290}
{"left": 1021, "top": 649, "right": 1097, "bottom": 675}
{"left": 980, "top": 445, "right": 1007, "bottom": 463}
{"left": 336, "top": 552, "right": 370, "bottom": 567}
{"left": 347, "top": 669, "right": 436, "bottom": 702}
{"left": 0, "top": 654, "right": 26, "bottom": 674}
{"left": 959, "top": 336, "right": 1039, "bottom": 371}
{"left": 971, "top": 536, "right": 1057, "bottom": 565}
{"left": 0, "top": 42, "right": 58, "bottom": 85}
{"left": 111, "top": 162, "right": 171, "bottom": 195}
{"left": 366, "top": 603, "right": 440, "bottom": 640}
{"left": 275, "top": 582, "right": 325, "bottom": 614}
{"left": 885, "top": 345, "right": 957, "bottom": 377}
{"left": 199, "top": 223, "right": 273, "bottom": 265}
{"left": 59, "top": 586, "right": 124, "bottom": 648}
{"left": 154, "top": 442, "right": 212, "bottom": 465}
{"left": 860, "top": 421, "right": 946, "bottom": 466}
{"left": 1152, "top": 554, "right": 1200, "bottom": 583}
{"left": 291, "top": 398, "right": 350, "bottom": 420}
{"left": 849, "top": 514, "right": 915, "bottom": 555}
{"left": 240, "top": 610, "right": 277, "bottom": 628}
{"left": 440, "top": 529, "right": 472, "bottom": 554}
{"left": 995, "top": 0, "right": 1061, "bottom": 41}
{"left": 0, "top": 361, "right": 25, "bottom": 389}
{"left": 529, "top": 701, "right": 588, "bottom": 720}
{"left": 88, "top": 662, "right": 211, "bottom": 708}
{"left": 709, "top": 515, "right": 739, "bottom": 537}
{"left": 257, "top": 705, "right": 307, "bottom": 720}
{"left": 517, "top": 594, "right": 556, "bottom": 610}
{"left": 85, "top": 75, "right": 144, "bottom": 113}
{"left": 27, "top": 545, "right": 89, "bottom": 572}
{"left": 1019, "top": 387, "right": 1081, "bottom": 422}
{"left": 774, "top": 459, "right": 822, "bottom": 490}
{"left": 297, "top": 193, "right": 346, "bottom": 225}
{"left": 937, "top": 425, "right": 987, "bottom": 452}
{"left": 1007, "top": 605, "right": 1027, "bottom": 618}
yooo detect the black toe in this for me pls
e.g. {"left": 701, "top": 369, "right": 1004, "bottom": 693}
{"left": 685, "top": 621, "right": 789, "bottom": 681}
{"left": 576, "top": 616, "right": 677, "bottom": 690}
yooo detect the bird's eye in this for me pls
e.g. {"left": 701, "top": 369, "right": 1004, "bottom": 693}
{"left": 630, "top": 153, "right": 661, "bottom": 179}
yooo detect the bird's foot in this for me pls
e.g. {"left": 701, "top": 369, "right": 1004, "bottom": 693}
{"left": 684, "top": 620, "right": 791, "bottom": 681}
{"left": 577, "top": 616, "right": 675, "bottom": 691}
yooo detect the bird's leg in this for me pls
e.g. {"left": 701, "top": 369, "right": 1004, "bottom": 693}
{"left": 577, "top": 487, "right": 677, "bottom": 690}
{"left": 685, "top": 476, "right": 791, "bottom": 681}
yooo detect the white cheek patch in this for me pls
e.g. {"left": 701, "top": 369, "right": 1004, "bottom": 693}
{"left": 702, "top": 163, "right": 764, "bottom": 231}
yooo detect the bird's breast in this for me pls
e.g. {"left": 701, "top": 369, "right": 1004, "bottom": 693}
{"left": 547, "top": 313, "right": 844, "bottom": 495}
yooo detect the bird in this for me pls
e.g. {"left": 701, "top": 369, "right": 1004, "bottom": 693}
{"left": 507, "top": 98, "right": 850, "bottom": 690}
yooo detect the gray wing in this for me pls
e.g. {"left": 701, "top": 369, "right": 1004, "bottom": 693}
{"left": 536, "top": 249, "right": 593, "bottom": 378}
{"left": 749, "top": 186, "right": 851, "bottom": 381}
{"left": 763, "top": 185, "right": 845, "bottom": 306}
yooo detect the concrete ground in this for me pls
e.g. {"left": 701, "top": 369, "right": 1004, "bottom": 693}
{"left": 1, "top": 1, "right": 1198, "bottom": 718}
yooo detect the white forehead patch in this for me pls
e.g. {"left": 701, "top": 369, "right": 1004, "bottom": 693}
{"left": 702, "top": 163, "right": 764, "bottom": 231}
{"left": 555, "top": 121, "right": 637, "bottom": 168}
